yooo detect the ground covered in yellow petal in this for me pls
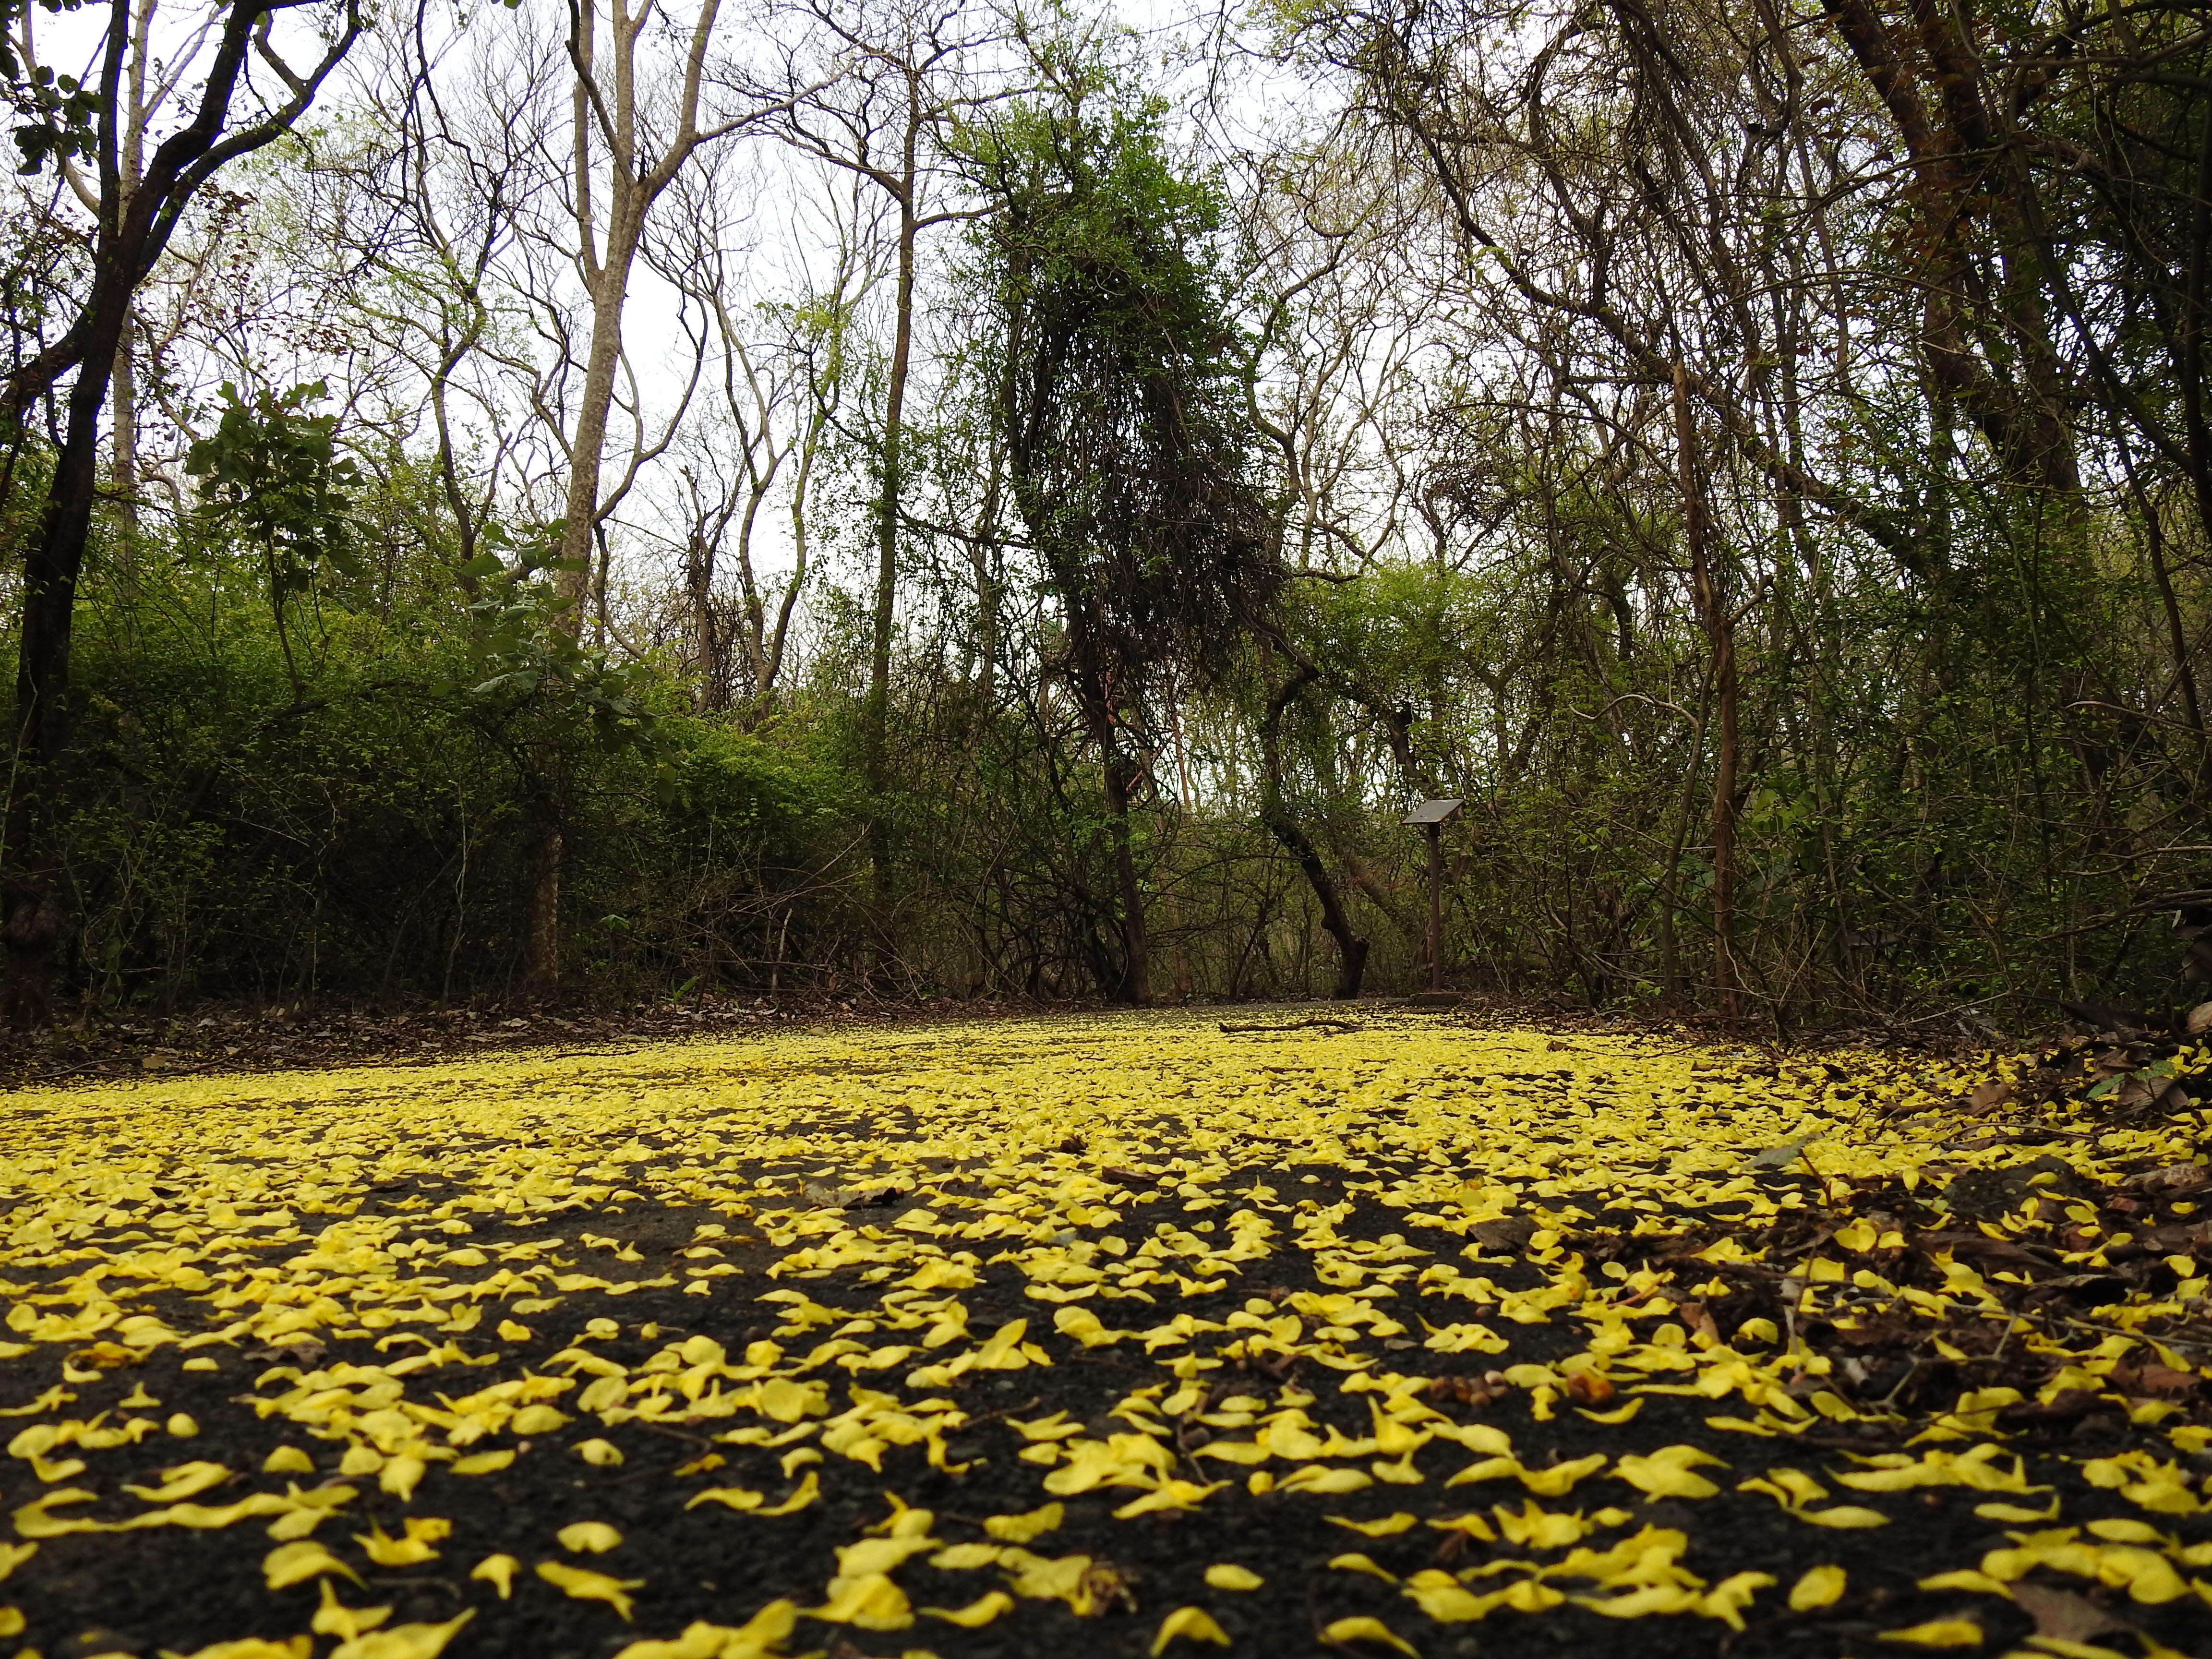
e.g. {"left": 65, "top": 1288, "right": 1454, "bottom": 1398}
{"left": 1, "top": 1010, "right": 2210, "bottom": 1659}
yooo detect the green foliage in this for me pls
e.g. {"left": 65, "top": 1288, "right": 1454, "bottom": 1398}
{"left": 183, "top": 380, "right": 362, "bottom": 699}
{"left": 457, "top": 530, "right": 663, "bottom": 764}
{"left": 186, "top": 380, "right": 363, "bottom": 598}
{"left": 0, "top": 0, "right": 97, "bottom": 175}
{"left": 963, "top": 74, "right": 1275, "bottom": 681}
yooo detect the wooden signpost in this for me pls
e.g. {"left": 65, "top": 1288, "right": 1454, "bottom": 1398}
{"left": 1402, "top": 798, "right": 1463, "bottom": 993}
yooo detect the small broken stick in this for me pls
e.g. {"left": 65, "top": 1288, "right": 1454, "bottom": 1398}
{"left": 1218, "top": 1017, "right": 1363, "bottom": 1034}
{"left": 801, "top": 1180, "right": 907, "bottom": 1210}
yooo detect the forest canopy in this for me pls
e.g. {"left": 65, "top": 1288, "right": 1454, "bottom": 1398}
{"left": 3, "top": 0, "right": 2210, "bottom": 1028}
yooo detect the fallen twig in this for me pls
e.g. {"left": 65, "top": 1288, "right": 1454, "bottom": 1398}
{"left": 1217, "top": 1018, "right": 1362, "bottom": 1034}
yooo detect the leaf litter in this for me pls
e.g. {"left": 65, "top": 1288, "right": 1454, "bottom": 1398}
{"left": 0, "top": 1010, "right": 2208, "bottom": 1657}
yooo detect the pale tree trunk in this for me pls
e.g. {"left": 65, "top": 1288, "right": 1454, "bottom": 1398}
{"left": 527, "top": 0, "right": 738, "bottom": 995}
{"left": 763, "top": 6, "right": 1005, "bottom": 977}
{"left": 863, "top": 164, "right": 917, "bottom": 950}
{"left": 110, "top": 0, "right": 151, "bottom": 544}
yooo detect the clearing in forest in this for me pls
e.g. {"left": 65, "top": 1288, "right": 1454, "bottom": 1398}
{"left": 0, "top": 1010, "right": 2208, "bottom": 1659}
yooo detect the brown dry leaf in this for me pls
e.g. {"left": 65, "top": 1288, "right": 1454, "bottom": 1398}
{"left": 1679, "top": 1300, "right": 1722, "bottom": 1344}
{"left": 2134, "top": 1163, "right": 2212, "bottom": 1197}
{"left": 2012, "top": 1582, "right": 2132, "bottom": 1644}
{"left": 1965, "top": 1079, "right": 2015, "bottom": 1114}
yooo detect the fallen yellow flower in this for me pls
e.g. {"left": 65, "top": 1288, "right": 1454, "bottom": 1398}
{"left": 470, "top": 1554, "right": 519, "bottom": 1598}
{"left": 327, "top": 1608, "right": 474, "bottom": 1659}
{"left": 1152, "top": 1605, "right": 1231, "bottom": 1652}
{"left": 1613, "top": 1445, "right": 1727, "bottom": 1501}
{"left": 264, "top": 1539, "right": 361, "bottom": 1590}
{"left": 1788, "top": 1564, "right": 1846, "bottom": 1610}
{"left": 538, "top": 1559, "right": 646, "bottom": 1621}
{"left": 1877, "top": 1618, "right": 1983, "bottom": 1647}
{"left": 1321, "top": 1614, "right": 1419, "bottom": 1655}
{"left": 983, "top": 1500, "right": 1064, "bottom": 1541}
{"left": 922, "top": 1590, "right": 1014, "bottom": 1627}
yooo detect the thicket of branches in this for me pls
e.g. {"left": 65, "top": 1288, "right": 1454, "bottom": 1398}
{"left": 4, "top": 0, "right": 2212, "bottom": 1032}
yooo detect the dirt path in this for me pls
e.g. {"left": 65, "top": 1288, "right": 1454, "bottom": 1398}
{"left": 0, "top": 1010, "right": 2206, "bottom": 1659}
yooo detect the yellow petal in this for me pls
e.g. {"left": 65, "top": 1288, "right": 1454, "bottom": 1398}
{"left": 356, "top": 1524, "right": 438, "bottom": 1567}
{"left": 1575, "top": 1398, "right": 1644, "bottom": 1424}
{"left": 264, "top": 1447, "right": 316, "bottom": 1475}
{"left": 1328, "top": 1513, "right": 1417, "bottom": 1537}
{"left": 1877, "top": 1619, "right": 1984, "bottom": 1647}
{"left": 470, "top": 1554, "right": 519, "bottom": 1599}
{"left": 631, "top": 1601, "right": 794, "bottom": 1659}
{"left": 1701, "top": 1570, "right": 1775, "bottom": 1631}
{"left": 1917, "top": 1570, "right": 2010, "bottom": 1595}
{"left": 451, "top": 1449, "right": 515, "bottom": 1476}
{"left": 1320, "top": 1615, "right": 1419, "bottom": 1655}
{"left": 687, "top": 1486, "right": 764, "bottom": 1512}
{"left": 538, "top": 1560, "right": 646, "bottom": 1621}
{"left": 1972, "top": 1497, "right": 2059, "bottom": 1523}
{"left": 611, "top": 1623, "right": 752, "bottom": 1659}
{"left": 1795, "top": 1505, "right": 1889, "bottom": 1529}
{"left": 1329, "top": 1552, "right": 1398, "bottom": 1583}
{"left": 379, "top": 1456, "right": 426, "bottom": 1502}
{"left": 575, "top": 1438, "right": 625, "bottom": 1467}
{"left": 922, "top": 1590, "right": 1015, "bottom": 1628}
{"left": 1151, "top": 1606, "right": 1232, "bottom": 1653}
{"left": 755, "top": 1471, "right": 820, "bottom": 1516}
{"left": 558, "top": 1521, "right": 624, "bottom": 1554}
{"left": 124, "top": 1461, "right": 231, "bottom": 1503}
{"left": 1519, "top": 1453, "right": 1608, "bottom": 1496}
{"left": 264, "top": 1540, "right": 361, "bottom": 1590}
{"left": 312, "top": 1578, "right": 393, "bottom": 1640}
{"left": 1277, "top": 1465, "right": 1373, "bottom": 1495}
{"left": 328, "top": 1609, "right": 474, "bottom": 1659}
{"left": 1613, "top": 1445, "right": 1725, "bottom": 1501}
{"left": 1204, "top": 1563, "right": 1263, "bottom": 1590}
{"left": 1788, "top": 1565, "right": 1846, "bottom": 1610}
{"left": 929, "top": 1543, "right": 1003, "bottom": 1570}
{"left": 983, "top": 1501, "right": 1065, "bottom": 1541}
{"left": 805, "top": 1571, "right": 912, "bottom": 1629}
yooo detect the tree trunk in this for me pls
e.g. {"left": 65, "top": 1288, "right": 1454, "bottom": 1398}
{"left": 862, "top": 138, "right": 921, "bottom": 960}
{"left": 556, "top": 242, "right": 637, "bottom": 615}
{"left": 524, "top": 817, "right": 562, "bottom": 999}
{"left": 2, "top": 0, "right": 364, "bottom": 1023}
{"left": 0, "top": 881, "right": 61, "bottom": 1034}
{"left": 1069, "top": 613, "right": 1148, "bottom": 1003}
{"left": 2, "top": 306, "right": 124, "bottom": 1029}
{"left": 1099, "top": 729, "right": 1149, "bottom": 1005}
{"left": 686, "top": 528, "right": 722, "bottom": 710}
{"left": 1677, "top": 363, "right": 1739, "bottom": 1018}
{"left": 1259, "top": 667, "right": 1368, "bottom": 996}
{"left": 14, "top": 323, "right": 124, "bottom": 772}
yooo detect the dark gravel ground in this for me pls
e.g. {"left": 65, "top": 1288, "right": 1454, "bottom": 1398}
{"left": 0, "top": 1011, "right": 2206, "bottom": 1659}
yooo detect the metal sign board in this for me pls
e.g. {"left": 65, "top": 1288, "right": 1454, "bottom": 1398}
{"left": 1402, "top": 798, "right": 1464, "bottom": 825}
